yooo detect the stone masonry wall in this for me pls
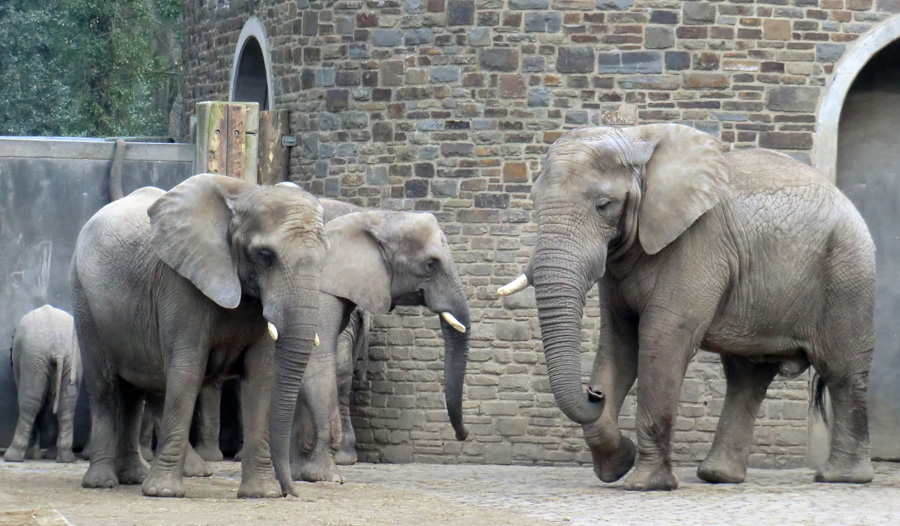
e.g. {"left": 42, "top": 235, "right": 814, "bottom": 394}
{"left": 182, "top": 0, "right": 900, "bottom": 468}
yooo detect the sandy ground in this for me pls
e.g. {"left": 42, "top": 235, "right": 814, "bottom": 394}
{"left": 1, "top": 460, "right": 900, "bottom": 525}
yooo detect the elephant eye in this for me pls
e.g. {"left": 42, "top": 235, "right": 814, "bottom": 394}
{"left": 423, "top": 259, "right": 437, "bottom": 275}
{"left": 251, "top": 247, "right": 275, "bottom": 269}
{"left": 595, "top": 198, "right": 612, "bottom": 213}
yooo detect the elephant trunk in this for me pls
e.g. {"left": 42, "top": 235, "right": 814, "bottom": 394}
{"left": 268, "top": 279, "right": 320, "bottom": 497}
{"left": 533, "top": 246, "right": 605, "bottom": 425}
{"left": 439, "top": 297, "right": 470, "bottom": 441}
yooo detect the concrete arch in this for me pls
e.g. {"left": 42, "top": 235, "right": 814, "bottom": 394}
{"left": 815, "top": 13, "right": 900, "bottom": 181}
{"left": 229, "top": 16, "right": 275, "bottom": 111}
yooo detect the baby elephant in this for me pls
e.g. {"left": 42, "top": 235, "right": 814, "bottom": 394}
{"left": 5, "top": 305, "right": 81, "bottom": 463}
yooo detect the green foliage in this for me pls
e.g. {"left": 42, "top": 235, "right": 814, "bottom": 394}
{"left": 0, "top": 0, "right": 182, "bottom": 137}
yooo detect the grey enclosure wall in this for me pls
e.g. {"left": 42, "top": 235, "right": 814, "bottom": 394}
{"left": 836, "top": 40, "right": 900, "bottom": 459}
{"left": 0, "top": 138, "right": 193, "bottom": 449}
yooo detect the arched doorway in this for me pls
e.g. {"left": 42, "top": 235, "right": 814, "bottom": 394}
{"left": 230, "top": 17, "right": 274, "bottom": 111}
{"left": 818, "top": 16, "right": 900, "bottom": 460}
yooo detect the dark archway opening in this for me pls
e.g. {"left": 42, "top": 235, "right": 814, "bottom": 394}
{"left": 837, "top": 38, "right": 900, "bottom": 459}
{"left": 233, "top": 37, "right": 269, "bottom": 111}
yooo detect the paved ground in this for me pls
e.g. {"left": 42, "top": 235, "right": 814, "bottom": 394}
{"left": 0, "top": 460, "right": 898, "bottom": 525}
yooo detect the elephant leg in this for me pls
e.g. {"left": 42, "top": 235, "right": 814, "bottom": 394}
{"left": 582, "top": 307, "right": 638, "bottom": 483}
{"left": 236, "top": 339, "right": 280, "bottom": 498}
{"left": 194, "top": 383, "right": 224, "bottom": 462}
{"left": 290, "top": 389, "right": 315, "bottom": 480}
{"left": 5, "top": 364, "right": 49, "bottom": 462}
{"left": 295, "top": 335, "right": 344, "bottom": 484}
{"left": 335, "top": 381, "right": 357, "bottom": 466}
{"left": 139, "top": 401, "right": 155, "bottom": 462}
{"left": 183, "top": 443, "right": 213, "bottom": 478}
{"left": 697, "top": 355, "right": 779, "bottom": 483}
{"left": 625, "top": 312, "right": 706, "bottom": 491}
{"left": 55, "top": 377, "right": 79, "bottom": 463}
{"left": 141, "top": 351, "right": 205, "bottom": 498}
{"left": 40, "top": 405, "right": 59, "bottom": 460}
{"left": 115, "top": 386, "right": 151, "bottom": 484}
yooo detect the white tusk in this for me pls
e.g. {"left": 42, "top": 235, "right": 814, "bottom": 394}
{"left": 267, "top": 322, "right": 278, "bottom": 341}
{"left": 441, "top": 312, "right": 466, "bottom": 333}
{"left": 315, "top": 333, "right": 320, "bottom": 347}
{"left": 497, "top": 274, "right": 530, "bottom": 296}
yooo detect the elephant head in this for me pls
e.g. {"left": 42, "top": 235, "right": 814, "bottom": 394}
{"left": 321, "top": 210, "right": 471, "bottom": 441}
{"left": 147, "top": 174, "right": 328, "bottom": 496}
{"left": 500, "top": 124, "right": 729, "bottom": 424}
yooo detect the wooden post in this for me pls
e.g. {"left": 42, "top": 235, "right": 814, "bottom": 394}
{"left": 194, "top": 101, "right": 259, "bottom": 183}
{"left": 257, "top": 110, "right": 290, "bottom": 186}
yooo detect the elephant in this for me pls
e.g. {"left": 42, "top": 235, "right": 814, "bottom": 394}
{"left": 290, "top": 197, "right": 471, "bottom": 483}
{"left": 70, "top": 174, "right": 327, "bottom": 498}
{"left": 138, "top": 399, "right": 215, "bottom": 478}
{"left": 498, "top": 123, "right": 875, "bottom": 490}
{"left": 4, "top": 305, "right": 81, "bottom": 463}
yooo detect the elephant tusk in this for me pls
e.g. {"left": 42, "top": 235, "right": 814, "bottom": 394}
{"left": 497, "top": 274, "right": 530, "bottom": 296}
{"left": 315, "top": 333, "right": 320, "bottom": 347}
{"left": 441, "top": 312, "right": 466, "bottom": 333}
{"left": 267, "top": 322, "right": 279, "bottom": 341}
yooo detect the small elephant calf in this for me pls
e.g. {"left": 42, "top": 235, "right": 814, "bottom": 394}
{"left": 4, "top": 305, "right": 81, "bottom": 463}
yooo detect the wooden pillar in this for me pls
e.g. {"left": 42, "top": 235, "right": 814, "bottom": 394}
{"left": 194, "top": 102, "right": 259, "bottom": 183}
{"left": 257, "top": 110, "right": 290, "bottom": 186}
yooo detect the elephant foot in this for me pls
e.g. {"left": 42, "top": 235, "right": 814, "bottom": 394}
{"left": 233, "top": 448, "right": 244, "bottom": 462}
{"left": 814, "top": 459, "right": 874, "bottom": 484}
{"left": 45, "top": 445, "right": 58, "bottom": 460}
{"left": 116, "top": 457, "right": 150, "bottom": 485}
{"left": 296, "top": 455, "right": 345, "bottom": 483}
{"left": 623, "top": 460, "right": 678, "bottom": 491}
{"left": 237, "top": 474, "right": 282, "bottom": 499}
{"left": 3, "top": 447, "right": 25, "bottom": 463}
{"left": 697, "top": 450, "right": 747, "bottom": 484}
{"left": 56, "top": 450, "right": 77, "bottom": 464}
{"left": 26, "top": 445, "right": 42, "bottom": 460}
{"left": 142, "top": 470, "right": 186, "bottom": 498}
{"left": 82, "top": 460, "right": 119, "bottom": 489}
{"left": 140, "top": 446, "right": 154, "bottom": 463}
{"left": 183, "top": 447, "right": 213, "bottom": 478}
{"left": 335, "top": 446, "right": 358, "bottom": 466}
{"left": 194, "top": 443, "right": 224, "bottom": 463}
{"left": 590, "top": 436, "right": 636, "bottom": 483}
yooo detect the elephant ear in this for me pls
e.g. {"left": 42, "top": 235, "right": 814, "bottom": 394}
{"left": 321, "top": 212, "right": 392, "bottom": 314}
{"left": 148, "top": 174, "right": 248, "bottom": 309}
{"left": 631, "top": 123, "right": 730, "bottom": 255}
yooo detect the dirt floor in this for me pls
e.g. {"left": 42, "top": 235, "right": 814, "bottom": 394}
{"left": 1, "top": 460, "right": 899, "bottom": 525}
{"left": 0, "top": 461, "right": 549, "bottom": 526}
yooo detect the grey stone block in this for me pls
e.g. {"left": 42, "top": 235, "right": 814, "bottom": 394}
{"left": 683, "top": 2, "right": 716, "bottom": 24}
{"left": 816, "top": 43, "right": 845, "bottom": 63}
{"left": 557, "top": 47, "right": 595, "bottom": 73}
{"left": 596, "top": 0, "right": 633, "bottom": 9}
{"left": 447, "top": 0, "right": 475, "bottom": 25}
{"left": 509, "top": 0, "right": 549, "bottom": 9}
{"left": 765, "top": 86, "right": 820, "bottom": 112}
{"left": 522, "top": 56, "right": 546, "bottom": 72}
{"left": 373, "top": 29, "right": 404, "bottom": 47}
{"left": 367, "top": 166, "right": 388, "bottom": 185}
{"left": 405, "top": 29, "right": 433, "bottom": 45}
{"left": 494, "top": 321, "right": 532, "bottom": 341}
{"left": 524, "top": 12, "right": 561, "bottom": 32}
{"left": 528, "top": 88, "right": 552, "bottom": 107}
{"left": 468, "top": 27, "right": 492, "bottom": 47}
{"left": 480, "top": 49, "right": 519, "bottom": 71}
{"left": 319, "top": 112, "right": 340, "bottom": 131}
{"left": 430, "top": 66, "right": 461, "bottom": 83}
{"left": 431, "top": 180, "right": 459, "bottom": 197}
{"left": 315, "top": 68, "right": 335, "bottom": 87}
{"left": 405, "top": 0, "right": 423, "bottom": 13}
{"left": 645, "top": 26, "right": 674, "bottom": 49}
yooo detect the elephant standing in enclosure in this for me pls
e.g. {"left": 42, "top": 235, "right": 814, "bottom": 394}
{"left": 499, "top": 123, "right": 875, "bottom": 490}
{"left": 70, "top": 174, "right": 327, "bottom": 498}
{"left": 4, "top": 305, "right": 81, "bottom": 464}
{"left": 291, "top": 199, "right": 471, "bottom": 483}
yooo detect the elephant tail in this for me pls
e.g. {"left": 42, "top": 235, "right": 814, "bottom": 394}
{"left": 812, "top": 372, "right": 828, "bottom": 425}
{"left": 353, "top": 309, "right": 373, "bottom": 385}
{"left": 51, "top": 358, "right": 64, "bottom": 415}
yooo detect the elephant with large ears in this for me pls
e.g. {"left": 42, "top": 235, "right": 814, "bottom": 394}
{"left": 70, "top": 174, "right": 327, "bottom": 498}
{"left": 499, "top": 123, "right": 875, "bottom": 490}
{"left": 5, "top": 305, "right": 81, "bottom": 464}
{"left": 289, "top": 196, "right": 470, "bottom": 483}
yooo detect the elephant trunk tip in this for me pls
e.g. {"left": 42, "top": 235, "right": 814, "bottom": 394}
{"left": 454, "top": 426, "right": 469, "bottom": 441}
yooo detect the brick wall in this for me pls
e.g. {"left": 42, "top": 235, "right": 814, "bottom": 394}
{"left": 182, "top": 0, "right": 900, "bottom": 468}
